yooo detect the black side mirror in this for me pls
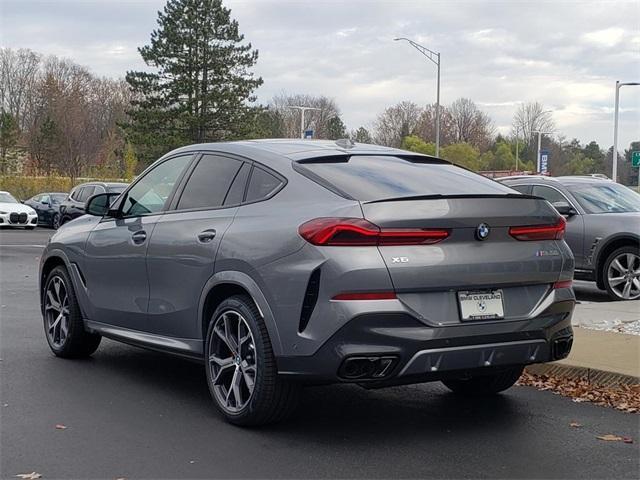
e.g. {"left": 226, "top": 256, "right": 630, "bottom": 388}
{"left": 86, "top": 192, "right": 120, "bottom": 217}
{"left": 552, "top": 201, "right": 577, "bottom": 217}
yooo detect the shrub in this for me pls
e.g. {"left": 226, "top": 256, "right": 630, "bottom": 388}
{"left": 0, "top": 176, "right": 124, "bottom": 201}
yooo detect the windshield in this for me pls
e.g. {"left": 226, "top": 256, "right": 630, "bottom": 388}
{"left": 567, "top": 182, "right": 640, "bottom": 214}
{"left": 299, "top": 156, "right": 512, "bottom": 201}
{"left": 0, "top": 192, "right": 18, "bottom": 203}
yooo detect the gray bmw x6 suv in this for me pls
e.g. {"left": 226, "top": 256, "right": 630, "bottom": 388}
{"left": 40, "top": 140, "right": 575, "bottom": 425}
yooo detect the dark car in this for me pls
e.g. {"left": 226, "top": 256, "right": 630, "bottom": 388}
{"left": 58, "top": 182, "right": 127, "bottom": 226}
{"left": 24, "top": 192, "right": 68, "bottom": 229}
{"left": 40, "top": 140, "right": 575, "bottom": 426}
{"left": 500, "top": 175, "right": 640, "bottom": 300}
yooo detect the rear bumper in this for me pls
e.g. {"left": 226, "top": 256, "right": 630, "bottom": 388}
{"left": 277, "top": 297, "right": 575, "bottom": 387}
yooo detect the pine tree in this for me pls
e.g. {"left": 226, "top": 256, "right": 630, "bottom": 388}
{"left": 125, "top": 0, "right": 263, "bottom": 165}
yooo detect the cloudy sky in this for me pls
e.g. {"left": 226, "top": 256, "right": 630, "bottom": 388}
{"left": 2, "top": 0, "right": 639, "bottom": 149}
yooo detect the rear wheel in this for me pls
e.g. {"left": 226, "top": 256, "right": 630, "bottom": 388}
{"left": 52, "top": 213, "right": 60, "bottom": 230}
{"left": 43, "top": 266, "right": 101, "bottom": 358}
{"left": 441, "top": 366, "right": 524, "bottom": 395}
{"left": 204, "top": 295, "right": 299, "bottom": 426}
{"left": 603, "top": 246, "right": 640, "bottom": 300}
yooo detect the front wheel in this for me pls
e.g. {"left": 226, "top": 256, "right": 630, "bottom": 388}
{"left": 603, "top": 246, "right": 640, "bottom": 301}
{"left": 441, "top": 366, "right": 524, "bottom": 395}
{"left": 52, "top": 213, "right": 60, "bottom": 230}
{"left": 43, "top": 266, "right": 101, "bottom": 358}
{"left": 204, "top": 295, "right": 299, "bottom": 426}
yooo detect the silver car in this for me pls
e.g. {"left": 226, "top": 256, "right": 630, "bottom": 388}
{"left": 40, "top": 140, "right": 575, "bottom": 425}
{"left": 500, "top": 175, "right": 640, "bottom": 300}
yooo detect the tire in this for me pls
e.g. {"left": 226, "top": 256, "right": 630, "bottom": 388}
{"left": 602, "top": 245, "right": 640, "bottom": 301}
{"left": 43, "top": 265, "right": 101, "bottom": 358}
{"left": 441, "top": 366, "right": 524, "bottom": 395}
{"left": 52, "top": 213, "right": 60, "bottom": 230}
{"left": 204, "top": 295, "right": 299, "bottom": 426}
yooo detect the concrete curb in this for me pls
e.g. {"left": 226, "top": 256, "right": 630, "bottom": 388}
{"left": 525, "top": 363, "right": 639, "bottom": 387}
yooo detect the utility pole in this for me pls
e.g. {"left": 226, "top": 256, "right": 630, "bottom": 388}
{"left": 394, "top": 37, "right": 441, "bottom": 156}
{"left": 287, "top": 106, "right": 320, "bottom": 139}
{"left": 613, "top": 81, "right": 640, "bottom": 182}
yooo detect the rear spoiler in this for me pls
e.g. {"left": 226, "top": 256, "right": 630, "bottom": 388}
{"left": 364, "top": 193, "right": 544, "bottom": 204}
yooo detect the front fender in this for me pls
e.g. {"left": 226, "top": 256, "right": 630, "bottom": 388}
{"left": 39, "top": 248, "right": 90, "bottom": 321}
{"left": 197, "top": 271, "right": 283, "bottom": 356}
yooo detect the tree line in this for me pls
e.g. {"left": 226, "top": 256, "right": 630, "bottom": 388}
{"left": 1, "top": 0, "right": 638, "bottom": 186}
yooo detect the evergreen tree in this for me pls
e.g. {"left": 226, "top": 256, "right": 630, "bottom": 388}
{"left": 326, "top": 116, "right": 347, "bottom": 140}
{"left": 351, "top": 126, "right": 372, "bottom": 144}
{"left": 125, "top": 0, "right": 263, "bottom": 165}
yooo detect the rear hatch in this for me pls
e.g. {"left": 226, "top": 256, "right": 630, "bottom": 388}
{"left": 296, "top": 154, "right": 569, "bottom": 324}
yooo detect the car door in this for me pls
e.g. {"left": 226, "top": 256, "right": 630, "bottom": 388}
{"left": 531, "top": 184, "right": 585, "bottom": 266}
{"left": 145, "top": 153, "right": 250, "bottom": 338}
{"left": 26, "top": 195, "right": 42, "bottom": 221}
{"left": 82, "top": 154, "right": 194, "bottom": 331}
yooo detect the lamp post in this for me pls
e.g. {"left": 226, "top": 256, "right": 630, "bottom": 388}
{"left": 612, "top": 81, "right": 639, "bottom": 183}
{"left": 394, "top": 37, "right": 441, "bottom": 156}
{"left": 287, "top": 105, "right": 320, "bottom": 139}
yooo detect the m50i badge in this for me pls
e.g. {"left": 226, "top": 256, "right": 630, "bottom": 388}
{"left": 536, "top": 249, "right": 560, "bottom": 257}
{"left": 475, "top": 223, "right": 490, "bottom": 241}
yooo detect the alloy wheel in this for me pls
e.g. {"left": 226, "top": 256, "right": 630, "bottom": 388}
{"left": 208, "top": 310, "right": 257, "bottom": 413}
{"left": 607, "top": 252, "right": 640, "bottom": 300}
{"left": 45, "top": 275, "right": 70, "bottom": 347}
{"left": 52, "top": 214, "right": 60, "bottom": 230}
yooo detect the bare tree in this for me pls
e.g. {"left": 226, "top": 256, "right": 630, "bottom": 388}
{"left": 373, "top": 101, "right": 422, "bottom": 147}
{"left": 512, "top": 101, "right": 555, "bottom": 148}
{"left": 0, "top": 48, "right": 42, "bottom": 132}
{"left": 270, "top": 93, "right": 343, "bottom": 139}
{"left": 414, "top": 103, "right": 456, "bottom": 147}
{"left": 449, "top": 98, "right": 494, "bottom": 151}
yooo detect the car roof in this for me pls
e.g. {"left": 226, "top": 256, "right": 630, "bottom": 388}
{"left": 500, "top": 175, "right": 611, "bottom": 186}
{"left": 74, "top": 182, "right": 128, "bottom": 188}
{"left": 165, "top": 139, "right": 446, "bottom": 168}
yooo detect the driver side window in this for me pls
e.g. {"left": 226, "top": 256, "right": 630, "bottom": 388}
{"left": 121, "top": 155, "right": 192, "bottom": 217}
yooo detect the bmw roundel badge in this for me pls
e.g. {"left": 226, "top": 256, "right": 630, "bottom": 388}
{"left": 476, "top": 223, "right": 490, "bottom": 241}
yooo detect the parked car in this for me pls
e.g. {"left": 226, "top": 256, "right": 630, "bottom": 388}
{"left": 58, "top": 182, "right": 127, "bottom": 226}
{"left": 40, "top": 140, "right": 575, "bottom": 425}
{"left": 23, "top": 192, "right": 68, "bottom": 229}
{"left": 0, "top": 191, "right": 38, "bottom": 229}
{"left": 500, "top": 175, "right": 640, "bottom": 300}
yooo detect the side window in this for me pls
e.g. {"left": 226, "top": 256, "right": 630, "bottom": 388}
{"left": 40, "top": 194, "right": 51, "bottom": 204}
{"left": 78, "top": 186, "right": 95, "bottom": 203}
{"left": 70, "top": 187, "right": 82, "bottom": 201}
{"left": 93, "top": 185, "right": 106, "bottom": 195}
{"left": 177, "top": 155, "right": 243, "bottom": 210}
{"left": 32, "top": 195, "right": 42, "bottom": 203}
{"left": 223, "top": 162, "right": 250, "bottom": 206}
{"left": 245, "top": 167, "right": 282, "bottom": 203}
{"left": 532, "top": 185, "right": 568, "bottom": 205}
{"left": 510, "top": 184, "right": 531, "bottom": 195}
{"left": 121, "top": 155, "right": 192, "bottom": 217}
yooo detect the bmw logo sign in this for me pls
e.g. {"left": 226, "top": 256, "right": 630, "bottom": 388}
{"left": 476, "top": 223, "right": 490, "bottom": 241}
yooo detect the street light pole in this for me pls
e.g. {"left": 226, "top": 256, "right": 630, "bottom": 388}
{"left": 287, "top": 105, "right": 321, "bottom": 139}
{"left": 612, "top": 81, "right": 640, "bottom": 183}
{"left": 394, "top": 37, "right": 441, "bottom": 156}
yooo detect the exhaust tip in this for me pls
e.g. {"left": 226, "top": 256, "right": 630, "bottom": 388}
{"left": 339, "top": 356, "right": 398, "bottom": 380}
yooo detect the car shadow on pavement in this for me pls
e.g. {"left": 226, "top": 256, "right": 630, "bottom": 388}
{"left": 83, "top": 339, "right": 525, "bottom": 442}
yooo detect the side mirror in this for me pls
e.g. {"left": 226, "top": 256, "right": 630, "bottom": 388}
{"left": 86, "top": 192, "right": 120, "bottom": 217}
{"left": 552, "top": 201, "right": 577, "bottom": 217}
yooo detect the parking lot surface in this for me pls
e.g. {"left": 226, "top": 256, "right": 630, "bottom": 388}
{"left": 1, "top": 228, "right": 638, "bottom": 479}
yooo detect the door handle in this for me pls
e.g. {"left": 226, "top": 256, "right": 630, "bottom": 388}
{"left": 131, "top": 230, "right": 147, "bottom": 244}
{"left": 197, "top": 229, "right": 217, "bottom": 243}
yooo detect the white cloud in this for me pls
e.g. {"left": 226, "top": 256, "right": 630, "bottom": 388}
{"left": 582, "top": 28, "right": 626, "bottom": 48}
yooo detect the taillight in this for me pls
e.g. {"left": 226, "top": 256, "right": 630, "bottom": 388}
{"left": 553, "top": 279, "right": 573, "bottom": 289}
{"left": 509, "top": 217, "right": 566, "bottom": 241}
{"left": 298, "top": 218, "right": 450, "bottom": 246}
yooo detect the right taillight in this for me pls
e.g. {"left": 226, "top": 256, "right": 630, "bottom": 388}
{"left": 509, "top": 217, "right": 566, "bottom": 241}
{"left": 298, "top": 218, "right": 449, "bottom": 246}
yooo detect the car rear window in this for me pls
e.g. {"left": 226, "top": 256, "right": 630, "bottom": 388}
{"left": 298, "top": 155, "right": 511, "bottom": 201}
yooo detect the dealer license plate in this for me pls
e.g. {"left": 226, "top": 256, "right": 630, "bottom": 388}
{"left": 457, "top": 289, "right": 504, "bottom": 321}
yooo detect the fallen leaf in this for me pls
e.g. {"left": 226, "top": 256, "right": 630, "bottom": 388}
{"left": 55, "top": 424, "right": 67, "bottom": 430}
{"left": 15, "top": 473, "right": 42, "bottom": 480}
{"left": 596, "top": 434, "right": 623, "bottom": 441}
{"left": 570, "top": 422, "right": 582, "bottom": 428}
{"left": 623, "top": 437, "right": 634, "bottom": 444}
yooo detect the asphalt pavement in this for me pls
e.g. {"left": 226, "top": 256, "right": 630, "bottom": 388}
{"left": 1, "top": 228, "right": 638, "bottom": 479}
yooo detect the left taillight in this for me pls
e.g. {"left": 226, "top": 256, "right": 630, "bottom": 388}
{"left": 509, "top": 216, "right": 566, "bottom": 241}
{"left": 298, "top": 217, "right": 450, "bottom": 246}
